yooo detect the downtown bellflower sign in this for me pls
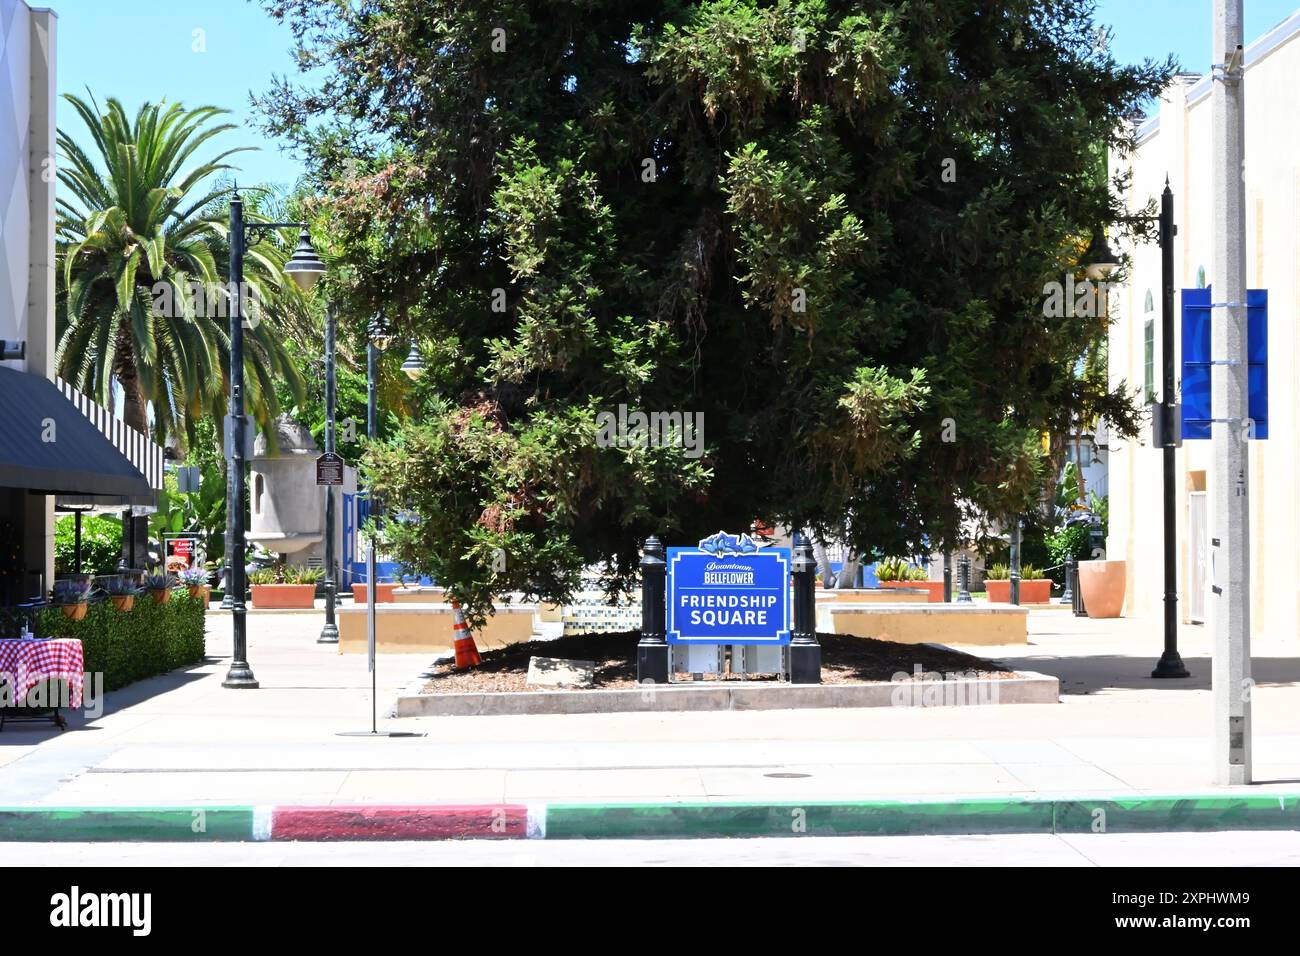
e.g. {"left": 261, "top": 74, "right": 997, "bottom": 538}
{"left": 667, "top": 532, "right": 790, "bottom": 645}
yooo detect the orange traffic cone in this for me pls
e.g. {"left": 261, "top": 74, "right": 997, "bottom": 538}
{"left": 450, "top": 599, "right": 481, "bottom": 668}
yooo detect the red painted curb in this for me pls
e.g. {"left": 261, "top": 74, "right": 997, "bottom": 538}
{"left": 271, "top": 805, "right": 528, "bottom": 841}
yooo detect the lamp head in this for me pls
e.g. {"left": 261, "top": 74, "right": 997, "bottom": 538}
{"left": 401, "top": 343, "right": 425, "bottom": 380}
{"left": 1082, "top": 226, "right": 1119, "bottom": 281}
{"left": 283, "top": 228, "right": 326, "bottom": 293}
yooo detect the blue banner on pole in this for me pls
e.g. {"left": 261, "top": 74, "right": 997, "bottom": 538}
{"left": 667, "top": 532, "right": 790, "bottom": 645}
{"left": 1180, "top": 286, "right": 1268, "bottom": 440}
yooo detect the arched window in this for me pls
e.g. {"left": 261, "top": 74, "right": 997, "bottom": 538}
{"left": 1144, "top": 290, "right": 1154, "bottom": 313}
{"left": 1197, "top": 265, "right": 1207, "bottom": 288}
{"left": 254, "top": 474, "right": 265, "bottom": 514}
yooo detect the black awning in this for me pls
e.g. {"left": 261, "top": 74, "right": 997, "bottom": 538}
{"left": 0, "top": 365, "right": 153, "bottom": 498}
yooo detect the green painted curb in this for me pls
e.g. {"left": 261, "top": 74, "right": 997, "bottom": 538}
{"left": 1054, "top": 796, "right": 1300, "bottom": 833}
{"left": 0, "top": 807, "right": 254, "bottom": 842}
{"left": 544, "top": 799, "right": 1055, "bottom": 838}
{"left": 545, "top": 795, "right": 1300, "bottom": 839}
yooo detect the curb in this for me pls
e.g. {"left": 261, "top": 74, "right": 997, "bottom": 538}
{"left": 393, "top": 671, "right": 1060, "bottom": 717}
{"left": 2, "top": 795, "right": 1297, "bottom": 841}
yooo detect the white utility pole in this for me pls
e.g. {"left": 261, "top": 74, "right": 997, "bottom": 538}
{"left": 1211, "top": 0, "right": 1251, "bottom": 784}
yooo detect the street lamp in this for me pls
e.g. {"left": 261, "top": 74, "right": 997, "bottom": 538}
{"left": 400, "top": 343, "right": 425, "bottom": 380}
{"left": 319, "top": 303, "right": 340, "bottom": 645}
{"left": 221, "top": 190, "right": 325, "bottom": 689}
{"left": 1086, "top": 182, "right": 1187, "bottom": 679}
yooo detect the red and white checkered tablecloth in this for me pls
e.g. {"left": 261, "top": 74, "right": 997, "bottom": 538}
{"left": 0, "top": 639, "right": 85, "bottom": 709}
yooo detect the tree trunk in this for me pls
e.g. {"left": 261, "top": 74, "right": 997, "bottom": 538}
{"left": 808, "top": 532, "right": 835, "bottom": 588}
{"left": 114, "top": 334, "right": 152, "bottom": 569}
{"left": 835, "top": 551, "right": 861, "bottom": 589}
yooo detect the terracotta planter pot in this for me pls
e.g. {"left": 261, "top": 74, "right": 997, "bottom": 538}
{"left": 351, "top": 582, "right": 398, "bottom": 604}
{"left": 109, "top": 594, "right": 136, "bottom": 612}
{"left": 148, "top": 588, "right": 172, "bottom": 605}
{"left": 1078, "top": 559, "right": 1126, "bottom": 618}
{"left": 250, "top": 583, "right": 317, "bottom": 609}
{"left": 186, "top": 584, "right": 211, "bottom": 607}
{"left": 878, "top": 580, "right": 946, "bottom": 603}
{"left": 59, "top": 602, "right": 88, "bottom": 621}
{"left": 985, "top": 579, "right": 1053, "bottom": 604}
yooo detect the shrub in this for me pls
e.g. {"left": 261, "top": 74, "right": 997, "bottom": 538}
{"left": 875, "top": 556, "right": 928, "bottom": 582}
{"left": 34, "top": 592, "right": 206, "bottom": 692}
{"left": 54, "top": 514, "right": 122, "bottom": 575}
{"left": 985, "top": 562, "right": 1043, "bottom": 581}
{"left": 247, "top": 568, "right": 279, "bottom": 585}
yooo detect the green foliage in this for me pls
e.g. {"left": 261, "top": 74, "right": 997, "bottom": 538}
{"left": 874, "top": 555, "right": 925, "bottom": 582}
{"left": 249, "top": 565, "right": 324, "bottom": 584}
{"left": 258, "top": 0, "right": 1173, "bottom": 618}
{"left": 56, "top": 95, "right": 305, "bottom": 445}
{"left": 34, "top": 593, "right": 206, "bottom": 692}
{"left": 986, "top": 561, "right": 1042, "bottom": 580}
{"left": 54, "top": 514, "right": 122, "bottom": 575}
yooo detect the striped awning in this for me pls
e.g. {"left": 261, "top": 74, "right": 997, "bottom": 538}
{"left": 0, "top": 366, "right": 157, "bottom": 500}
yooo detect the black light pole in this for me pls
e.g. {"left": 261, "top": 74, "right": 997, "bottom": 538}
{"left": 222, "top": 190, "right": 325, "bottom": 688}
{"left": 1083, "top": 184, "right": 1187, "bottom": 678}
{"left": 1152, "top": 181, "right": 1190, "bottom": 678}
{"left": 318, "top": 303, "right": 339, "bottom": 644}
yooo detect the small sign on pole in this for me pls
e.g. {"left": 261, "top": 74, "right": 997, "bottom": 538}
{"left": 316, "top": 452, "right": 345, "bottom": 486}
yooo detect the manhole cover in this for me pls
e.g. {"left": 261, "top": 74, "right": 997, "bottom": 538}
{"left": 763, "top": 772, "right": 812, "bottom": 779}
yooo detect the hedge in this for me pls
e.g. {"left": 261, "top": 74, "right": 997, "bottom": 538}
{"left": 33, "top": 592, "right": 207, "bottom": 692}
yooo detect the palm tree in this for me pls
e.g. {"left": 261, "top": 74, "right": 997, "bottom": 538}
{"left": 56, "top": 94, "right": 304, "bottom": 449}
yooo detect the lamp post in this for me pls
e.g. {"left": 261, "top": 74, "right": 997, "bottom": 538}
{"left": 222, "top": 190, "right": 325, "bottom": 689}
{"left": 1082, "top": 186, "right": 1187, "bottom": 679}
{"left": 318, "top": 303, "right": 340, "bottom": 644}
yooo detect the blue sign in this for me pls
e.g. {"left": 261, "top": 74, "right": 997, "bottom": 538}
{"left": 667, "top": 532, "right": 790, "bottom": 645}
{"left": 1181, "top": 286, "right": 1268, "bottom": 440}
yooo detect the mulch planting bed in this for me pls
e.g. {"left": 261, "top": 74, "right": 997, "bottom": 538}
{"left": 421, "top": 630, "right": 1018, "bottom": 694}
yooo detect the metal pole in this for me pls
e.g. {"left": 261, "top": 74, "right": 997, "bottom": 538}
{"left": 319, "top": 304, "right": 339, "bottom": 644}
{"left": 74, "top": 512, "right": 82, "bottom": 575}
{"left": 1211, "top": 0, "right": 1250, "bottom": 783}
{"left": 943, "top": 551, "right": 952, "bottom": 603}
{"left": 789, "top": 538, "right": 822, "bottom": 683}
{"left": 222, "top": 192, "right": 257, "bottom": 688}
{"left": 1009, "top": 518, "right": 1021, "bottom": 605}
{"left": 1153, "top": 182, "right": 1189, "bottom": 678}
{"left": 635, "top": 536, "right": 669, "bottom": 683}
{"left": 1060, "top": 554, "right": 1074, "bottom": 605}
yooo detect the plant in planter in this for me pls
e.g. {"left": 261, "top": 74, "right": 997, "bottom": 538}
{"left": 249, "top": 564, "right": 320, "bottom": 609}
{"left": 874, "top": 556, "right": 942, "bottom": 601}
{"left": 179, "top": 567, "right": 211, "bottom": 603}
{"left": 984, "top": 563, "right": 1052, "bottom": 603}
{"left": 102, "top": 576, "right": 141, "bottom": 612}
{"left": 143, "top": 569, "right": 176, "bottom": 604}
{"left": 51, "top": 579, "right": 92, "bottom": 620}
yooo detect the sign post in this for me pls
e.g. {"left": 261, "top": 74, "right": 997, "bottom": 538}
{"left": 639, "top": 530, "right": 817, "bottom": 685}
{"left": 315, "top": 452, "right": 345, "bottom": 486}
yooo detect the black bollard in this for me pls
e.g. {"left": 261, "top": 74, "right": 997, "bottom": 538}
{"left": 636, "top": 535, "right": 669, "bottom": 684}
{"left": 956, "top": 554, "right": 973, "bottom": 603}
{"left": 789, "top": 539, "right": 822, "bottom": 684}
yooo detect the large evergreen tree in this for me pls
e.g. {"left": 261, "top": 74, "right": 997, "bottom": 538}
{"left": 258, "top": 0, "right": 1171, "bottom": 616}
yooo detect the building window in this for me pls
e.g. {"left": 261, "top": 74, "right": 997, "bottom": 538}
{"left": 1143, "top": 319, "right": 1155, "bottom": 403}
{"left": 254, "top": 474, "right": 264, "bottom": 514}
{"left": 1197, "top": 265, "right": 1207, "bottom": 288}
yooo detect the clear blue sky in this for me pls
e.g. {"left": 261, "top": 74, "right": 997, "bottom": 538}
{"left": 50, "top": 0, "right": 1300, "bottom": 190}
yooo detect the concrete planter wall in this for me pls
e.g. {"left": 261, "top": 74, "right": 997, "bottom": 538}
{"left": 1078, "top": 559, "right": 1126, "bottom": 618}
{"left": 877, "top": 580, "right": 945, "bottom": 603}
{"left": 250, "top": 583, "right": 317, "bottom": 609}
{"left": 985, "top": 579, "right": 1053, "bottom": 604}
{"left": 351, "top": 582, "right": 398, "bottom": 604}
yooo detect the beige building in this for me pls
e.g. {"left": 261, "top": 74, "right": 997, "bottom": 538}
{"left": 1108, "top": 10, "right": 1300, "bottom": 641}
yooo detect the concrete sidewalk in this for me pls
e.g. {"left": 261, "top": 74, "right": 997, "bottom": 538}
{"left": 0, "top": 610, "right": 1297, "bottom": 811}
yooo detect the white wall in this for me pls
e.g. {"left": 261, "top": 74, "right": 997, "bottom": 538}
{"left": 1109, "top": 12, "right": 1300, "bottom": 643}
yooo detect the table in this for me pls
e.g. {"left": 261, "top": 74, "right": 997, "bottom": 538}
{"left": 0, "top": 638, "right": 85, "bottom": 728}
